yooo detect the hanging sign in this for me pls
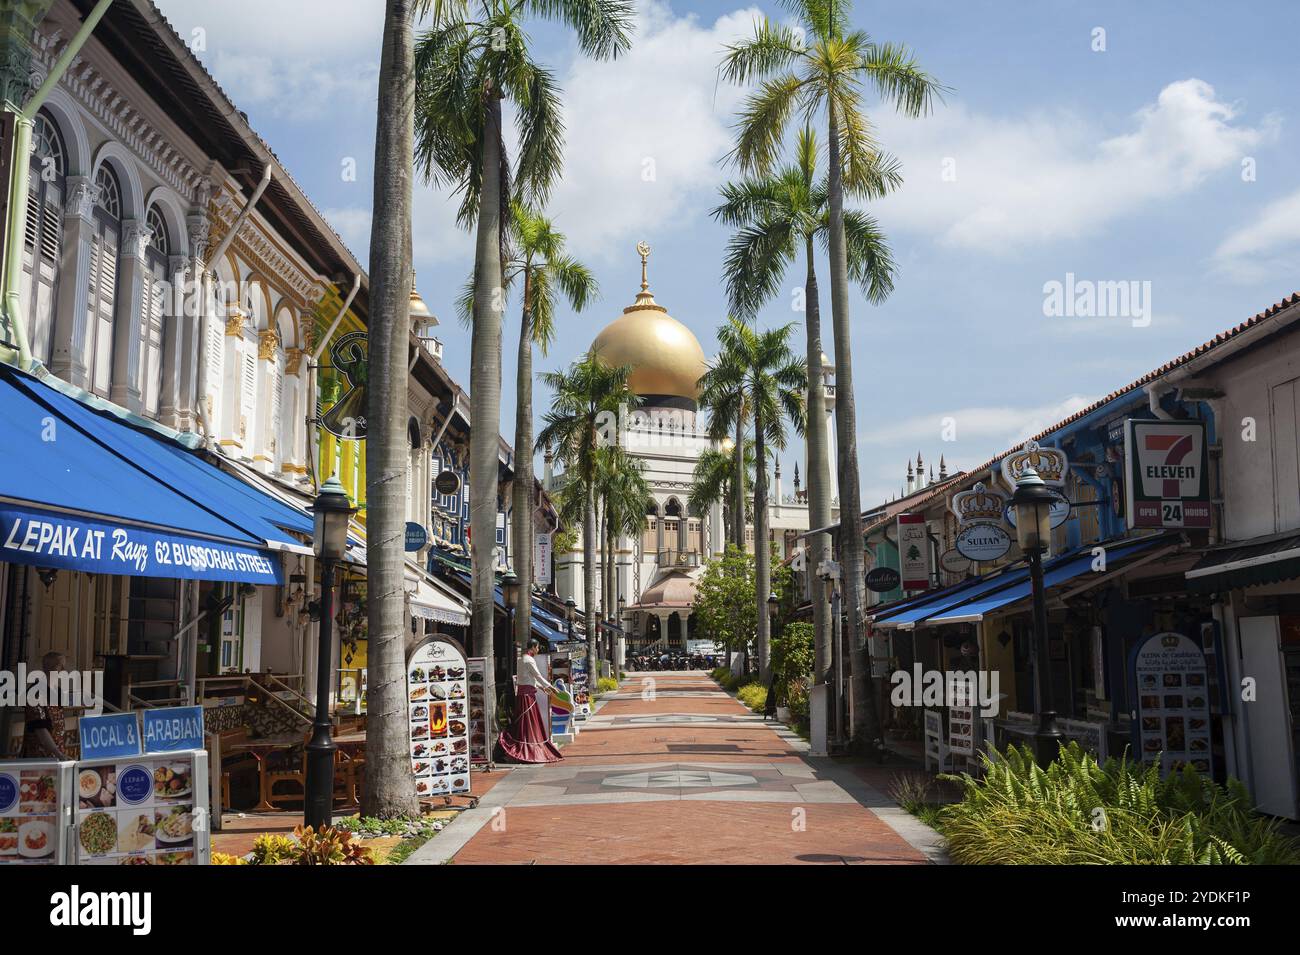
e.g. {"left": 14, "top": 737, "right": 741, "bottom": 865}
{"left": 955, "top": 523, "right": 1012, "bottom": 563}
{"left": 534, "top": 532, "right": 552, "bottom": 586}
{"left": 866, "top": 567, "right": 901, "bottom": 593}
{"left": 404, "top": 522, "right": 428, "bottom": 552}
{"left": 949, "top": 482, "right": 1006, "bottom": 526}
{"left": 407, "top": 639, "right": 471, "bottom": 797}
{"left": 1123, "top": 419, "right": 1211, "bottom": 530}
{"left": 1129, "top": 631, "right": 1213, "bottom": 777}
{"left": 320, "top": 330, "right": 368, "bottom": 440}
{"left": 434, "top": 470, "right": 461, "bottom": 496}
{"left": 939, "top": 549, "right": 971, "bottom": 576}
{"left": 896, "top": 514, "right": 930, "bottom": 590}
{"left": 1000, "top": 439, "right": 1068, "bottom": 490}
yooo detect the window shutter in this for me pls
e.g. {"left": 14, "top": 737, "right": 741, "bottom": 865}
{"left": 269, "top": 353, "right": 283, "bottom": 464}
{"left": 240, "top": 348, "right": 257, "bottom": 445}
{"left": 142, "top": 269, "right": 166, "bottom": 415}
{"left": 88, "top": 228, "right": 118, "bottom": 397}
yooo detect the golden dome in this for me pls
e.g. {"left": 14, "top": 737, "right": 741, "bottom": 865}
{"left": 590, "top": 242, "right": 707, "bottom": 404}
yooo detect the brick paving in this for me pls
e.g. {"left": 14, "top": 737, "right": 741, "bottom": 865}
{"left": 422, "top": 672, "right": 937, "bottom": 865}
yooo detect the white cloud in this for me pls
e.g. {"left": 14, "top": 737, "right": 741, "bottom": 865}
{"left": 859, "top": 396, "right": 1098, "bottom": 452}
{"left": 1213, "top": 186, "right": 1300, "bottom": 282}
{"left": 540, "top": 2, "right": 762, "bottom": 260}
{"left": 153, "top": 0, "right": 384, "bottom": 118}
{"left": 875, "top": 79, "right": 1277, "bottom": 251}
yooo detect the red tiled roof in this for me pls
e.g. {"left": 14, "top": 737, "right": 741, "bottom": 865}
{"left": 879, "top": 292, "right": 1300, "bottom": 518}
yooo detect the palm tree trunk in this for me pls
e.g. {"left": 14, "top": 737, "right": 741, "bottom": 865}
{"left": 827, "top": 99, "right": 880, "bottom": 755}
{"left": 470, "top": 89, "right": 505, "bottom": 752}
{"left": 753, "top": 399, "right": 771, "bottom": 682}
{"left": 511, "top": 275, "right": 534, "bottom": 664}
{"left": 803, "top": 236, "right": 833, "bottom": 689}
{"left": 732, "top": 415, "right": 745, "bottom": 549}
{"left": 583, "top": 473, "right": 598, "bottom": 699}
{"left": 362, "top": 0, "right": 419, "bottom": 819}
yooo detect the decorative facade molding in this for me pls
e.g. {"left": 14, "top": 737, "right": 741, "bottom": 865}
{"left": 121, "top": 220, "right": 153, "bottom": 260}
{"left": 224, "top": 307, "right": 247, "bottom": 337}
{"left": 208, "top": 191, "right": 327, "bottom": 310}
{"left": 64, "top": 176, "right": 99, "bottom": 222}
{"left": 33, "top": 25, "right": 203, "bottom": 201}
{"left": 257, "top": 328, "right": 280, "bottom": 360}
{"left": 284, "top": 346, "right": 306, "bottom": 376}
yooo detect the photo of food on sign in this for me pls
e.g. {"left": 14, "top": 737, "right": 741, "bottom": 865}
{"left": 406, "top": 640, "right": 472, "bottom": 796}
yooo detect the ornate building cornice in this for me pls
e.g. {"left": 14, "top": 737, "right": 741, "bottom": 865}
{"left": 209, "top": 191, "right": 327, "bottom": 311}
{"left": 33, "top": 25, "right": 203, "bottom": 201}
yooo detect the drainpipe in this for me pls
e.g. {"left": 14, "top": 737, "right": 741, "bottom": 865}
{"left": 193, "top": 164, "right": 274, "bottom": 442}
{"left": 0, "top": 0, "right": 116, "bottom": 369}
{"left": 1146, "top": 383, "right": 1175, "bottom": 421}
{"left": 307, "top": 273, "right": 360, "bottom": 490}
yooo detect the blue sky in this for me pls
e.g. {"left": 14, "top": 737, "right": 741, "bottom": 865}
{"left": 154, "top": 0, "right": 1300, "bottom": 506}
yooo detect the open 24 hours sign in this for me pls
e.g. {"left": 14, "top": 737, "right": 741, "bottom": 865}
{"left": 1123, "top": 419, "right": 1211, "bottom": 530}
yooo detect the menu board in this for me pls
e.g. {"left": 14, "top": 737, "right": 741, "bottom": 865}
{"left": 948, "top": 704, "right": 974, "bottom": 756}
{"left": 407, "top": 639, "right": 471, "bottom": 797}
{"left": 1131, "top": 631, "right": 1213, "bottom": 777}
{"left": 465, "top": 657, "right": 489, "bottom": 766}
{"left": 0, "top": 760, "right": 73, "bottom": 865}
{"left": 571, "top": 655, "right": 591, "bottom": 720}
{"left": 73, "top": 751, "right": 210, "bottom": 865}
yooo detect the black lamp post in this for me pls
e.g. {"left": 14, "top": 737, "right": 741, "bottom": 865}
{"left": 304, "top": 475, "right": 356, "bottom": 830}
{"left": 1010, "top": 466, "right": 1062, "bottom": 766}
{"left": 564, "top": 597, "right": 576, "bottom": 644}
{"left": 617, "top": 595, "right": 626, "bottom": 671}
{"left": 502, "top": 568, "right": 520, "bottom": 661}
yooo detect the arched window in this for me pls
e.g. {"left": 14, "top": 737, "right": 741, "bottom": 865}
{"left": 21, "top": 110, "right": 66, "bottom": 365}
{"left": 87, "top": 164, "right": 122, "bottom": 397}
{"left": 141, "top": 204, "right": 170, "bottom": 417}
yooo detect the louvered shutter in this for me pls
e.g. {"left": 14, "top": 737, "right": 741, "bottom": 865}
{"left": 269, "top": 352, "right": 283, "bottom": 466}
{"left": 88, "top": 227, "right": 118, "bottom": 397}
{"left": 142, "top": 269, "right": 166, "bottom": 415}
{"left": 240, "top": 347, "right": 257, "bottom": 447}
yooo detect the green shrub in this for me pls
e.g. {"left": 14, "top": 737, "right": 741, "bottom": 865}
{"left": 736, "top": 683, "right": 767, "bottom": 712}
{"left": 770, "top": 623, "right": 814, "bottom": 707}
{"left": 710, "top": 665, "right": 731, "bottom": 683}
{"left": 250, "top": 833, "right": 296, "bottom": 865}
{"left": 938, "top": 743, "right": 1300, "bottom": 865}
{"left": 595, "top": 676, "right": 618, "bottom": 694}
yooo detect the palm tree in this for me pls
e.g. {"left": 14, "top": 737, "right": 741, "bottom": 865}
{"left": 536, "top": 357, "right": 638, "bottom": 694}
{"left": 593, "top": 445, "right": 651, "bottom": 665}
{"left": 721, "top": 0, "right": 943, "bottom": 747}
{"left": 703, "top": 317, "right": 806, "bottom": 680}
{"left": 416, "top": 0, "right": 632, "bottom": 747}
{"left": 712, "top": 124, "right": 898, "bottom": 706}
{"left": 362, "top": 0, "right": 428, "bottom": 821}
{"left": 698, "top": 341, "right": 751, "bottom": 550}
{"left": 688, "top": 441, "right": 755, "bottom": 547}
{"left": 458, "top": 204, "right": 598, "bottom": 660}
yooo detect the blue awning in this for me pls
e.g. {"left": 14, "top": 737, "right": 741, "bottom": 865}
{"left": 872, "top": 565, "right": 1030, "bottom": 629}
{"left": 0, "top": 366, "right": 301, "bottom": 584}
{"left": 448, "top": 571, "right": 569, "bottom": 644}
{"left": 881, "top": 537, "right": 1172, "bottom": 630}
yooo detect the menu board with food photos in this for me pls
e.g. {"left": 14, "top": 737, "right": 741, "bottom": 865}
{"left": 1131, "top": 631, "right": 1214, "bottom": 777}
{"left": 0, "top": 760, "right": 74, "bottom": 865}
{"left": 72, "top": 751, "right": 210, "bottom": 865}
{"left": 466, "top": 657, "right": 489, "bottom": 766}
{"left": 407, "top": 639, "right": 471, "bottom": 797}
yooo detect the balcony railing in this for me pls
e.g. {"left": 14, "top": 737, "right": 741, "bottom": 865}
{"left": 656, "top": 549, "right": 700, "bottom": 568}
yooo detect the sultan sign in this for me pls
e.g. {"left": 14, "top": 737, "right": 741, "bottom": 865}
{"left": 1123, "top": 420, "right": 1211, "bottom": 529}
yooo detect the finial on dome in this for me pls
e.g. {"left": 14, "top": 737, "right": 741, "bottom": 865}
{"left": 637, "top": 240, "right": 651, "bottom": 292}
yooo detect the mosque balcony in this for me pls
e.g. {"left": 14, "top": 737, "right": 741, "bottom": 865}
{"left": 655, "top": 549, "right": 700, "bottom": 568}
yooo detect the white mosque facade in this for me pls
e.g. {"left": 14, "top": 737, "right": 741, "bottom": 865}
{"left": 545, "top": 246, "right": 837, "bottom": 660}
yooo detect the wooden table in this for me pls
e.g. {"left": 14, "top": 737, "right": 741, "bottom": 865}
{"left": 225, "top": 735, "right": 305, "bottom": 812}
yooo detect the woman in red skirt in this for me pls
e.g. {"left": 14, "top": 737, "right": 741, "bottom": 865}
{"left": 499, "top": 639, "right": 564, "bottom": 763}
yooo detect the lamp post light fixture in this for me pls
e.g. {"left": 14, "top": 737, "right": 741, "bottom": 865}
{"left": 501, "top": 571, "right": 521, "bottom": 696}
{"left": 617, "top": 595, "right": 626, "bottom": 672}
{"left": 564, "top": 596, "right": 576, "bottom": 644}
{"left": 817, "top": 563, "right": 844, "bottom": 747}
{"left": 304, "top": 475, "right": 357, "bottom": 831}
{"left": 1010, "top": 466, "right": 1063, "bottom": 766}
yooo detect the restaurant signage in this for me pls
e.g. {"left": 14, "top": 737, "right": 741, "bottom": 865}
{"left": 406, "top": 639, "right": 471, "bottom": 797}
{"left": 142, "top": 706, "right": 205, "bottom": 754}
{"left": 434, "top": 470, "right": 461, "bottom": 496}
{"left": 866, "top": 566, "right": 901, "bottom": 593}
{"left": 949, "top": 482, "right": 1006, "bottom": 526}
{"left": 404, "top": 521, "right": 428, "bottom": 552}
{"left": 0, "top": 760, "right": 73, "bottom": 864}
{"left": 1002, "top": 488, "right": 1072, "bottom": 530}
{"left": 1000, "top": 439, "right": 1068, "bottom": 490}
{"left": 74, "top": 750, "right": 210, "bottom": 865}
{"left": 79, "top": 713, "right": 141, "bottom": 760}
{"left": 534, "top": 532, "right": 552, "bottom": 586}
{"left": 1123, "top": 419, "right": 1211, "bottom": 529}
{"left": 896, "top": 514, "right": 930, "bottom": 590}
{"left": 1129, "top": 631, "right": 1213, "bottom": 777}
{"left": 465, "top": 657, "right": 489, "bottom": 766}
{"left": 0, "top": 505, "right": 283, "bottom": 584}
{"left": 955, "top": 522, "right": 1012, "bottom": 563}
{"left": 939, "top": 549, "right": 971, "bottom": 576}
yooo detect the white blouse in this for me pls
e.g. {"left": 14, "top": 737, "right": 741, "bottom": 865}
{"left": 518, "top": 653, "right": 555, "bottom": 693}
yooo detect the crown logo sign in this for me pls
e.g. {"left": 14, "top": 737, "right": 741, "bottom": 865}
{"left": 1001, "top": 440, "right": 1067, "bottom": 488}
{"left": 1160, "top": 633, "right": 1181, "bottom": 649}
{"left": 951, "top": 482, "right": 1007, "bottom": 525}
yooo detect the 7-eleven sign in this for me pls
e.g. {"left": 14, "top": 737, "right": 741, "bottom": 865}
{"left": 1124, "top": 419, "right": 1211, "bottom": 529}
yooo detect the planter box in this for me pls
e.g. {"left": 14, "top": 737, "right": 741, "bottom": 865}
{"left": 776, "top": 705, "right": 791, "bottom": 722}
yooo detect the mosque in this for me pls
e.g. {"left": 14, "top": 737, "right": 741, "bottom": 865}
{"left": 546, "top": 244, "right": 836, "bottom": 658}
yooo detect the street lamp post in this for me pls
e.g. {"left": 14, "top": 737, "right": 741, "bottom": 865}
{"left": 502, "top": 570, "right": 520, "bottom": 697}
{"left": 617, "top": 595, "right": 626, "bottom": 673}
{"left": 1011, "top": 466, "right": 1062, "bottom": 766}
{"left": 304, "top": 475, "right": 356, "bottom": 831}
{"left": 564, "top": 596, "right": 576, "bottom": 644}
